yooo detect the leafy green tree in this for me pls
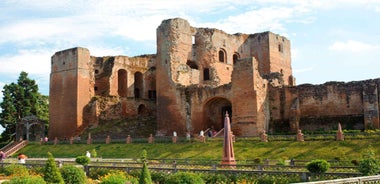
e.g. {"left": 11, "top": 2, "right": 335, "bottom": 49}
{"left": 358, "top": 145, "right": 380, "bottom": 176}
{"left": 0, "top": 71, "right": 48, "bottom": 141}
{"left": 43, "top": 152, "right": 64, "bottom": 184}
{"left": 139, "top": 149, "right": 152, "bottom": 184}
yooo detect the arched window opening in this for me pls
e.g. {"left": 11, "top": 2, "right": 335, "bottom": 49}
{"left": 134, "top": 72, "right": 143, "bottom": 99}
{"left": 95, "top": 69, "right": 99, "bottom": 74}
{"left": 118, "top": 69, "right": 128, "bottom": 97}
{"left": 186, "top": 60, "right": 199, "bottom": 69}
{"left": 233, "top": 53, "right": 239, "bottom": 64}
{"left": 219, "top": 49, "right": 226, "bottom": 63}
{"left": 192, "top": 35, "right": 195, "bottom": 45}
{"left": 204, "top": 68, "right": 210, "bottom": 81}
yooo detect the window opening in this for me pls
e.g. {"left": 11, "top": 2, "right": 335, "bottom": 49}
{"left": 204, "top": 68, "right": 210, "bottom": 81}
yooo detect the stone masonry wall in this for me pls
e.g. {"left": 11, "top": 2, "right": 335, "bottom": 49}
{"left": 269, "top": 79, "right": 380, "bottom": 133}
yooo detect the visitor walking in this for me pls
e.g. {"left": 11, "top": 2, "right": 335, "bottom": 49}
{"left": 18, "top": 153, "right": 27, "bottom": 164}
{"left": 86, "top": 151, "right": 91, "bottom": 158}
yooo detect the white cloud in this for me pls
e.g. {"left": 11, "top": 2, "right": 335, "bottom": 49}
{"left": 88, "top": 46, "right": 129, "bottom": 57}
{"left": 0, "top": 50, "right": 51, "bottom": 75}
{"left": 328, "top": 40, "right": 378, "bottom": 52}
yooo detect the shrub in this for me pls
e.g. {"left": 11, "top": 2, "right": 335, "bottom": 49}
{"left": 150, "top": 171, "right": 169, "bottom": 184}
{"left": 253, "top": 158, "right": 262, "bottom": 164}
{"left": 44, "top": 152, "right": 64, "bottom": 184}
{"left": 139, "top": 149, "right": 152, "bottom": 184}
{"left": 89, "top": 167, "right": 112, "bottom": 180}
{"left": 99, "top": 170, "right": 139, "bottom": 184}
{"left": 351, "top": 160, "right": 359, "bottom": 166}
{"left": 166, "top": 172, "right": 204, "bottom": 184}
{"left": 91, "top": 149, "right": 98, "bottom": 158}
{"left": 276, "top": 159, "right": 287, "bottom": 166}
{"left": 2, "top": 175, "right": 46, "bottom": 184}
{"left": 3, "top": 164, "right": 29, "bottom": 177}
{"left": 358, "top": 146, "right": 380, "bottom": 176}
{"left": 60, "top": 165, "right": 87, "bottom": 184}
{"left": 306, "top": 159, "right": 330, "bottom": 174}
{"left": 76, "top": 155, "right": 91, "bottom": 166}
{"left": 201, "top": 173, "right": 228, "bottom": 184}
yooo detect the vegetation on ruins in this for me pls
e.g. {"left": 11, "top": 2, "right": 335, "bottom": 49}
{"left": 0, "top": 71, "right": 48, "bottom": 141}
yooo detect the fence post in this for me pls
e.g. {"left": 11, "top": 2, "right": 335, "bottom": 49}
{"left": 172, "top": 160, "right": 177, "bottom": 173}
{"left": 301, "top": 172, "right": 309, "bottom": 182}
{"left": 84, "top": 165, "right": 90, "bottom": 176}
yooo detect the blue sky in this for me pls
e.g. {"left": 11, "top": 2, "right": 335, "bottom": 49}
{"left": 0, "top": 0, "right": 380, "bottom": 98}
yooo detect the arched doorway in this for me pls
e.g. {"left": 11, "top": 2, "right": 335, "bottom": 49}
{"left": 118, "top": 69, "right": 128, "bottom": 97}
{"left": 203, "top": 97, "right": 232, "bottom": 131}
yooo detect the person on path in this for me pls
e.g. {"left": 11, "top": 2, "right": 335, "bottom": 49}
{"left": 18, "top": 153, "right": 27, "bottom": 164}
{"left": 86, "top": 151, "right": 91, "bottom": 158}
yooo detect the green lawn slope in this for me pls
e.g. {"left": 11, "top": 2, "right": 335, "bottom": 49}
{"left": 15, "top": 138, "right": 380, "bottom": 162}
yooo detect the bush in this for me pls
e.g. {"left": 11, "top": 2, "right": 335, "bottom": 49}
{"left": 139, "top": 149, "right": 152, "bottom": 184}
{"left": 60, "top": 165, "right": 87, "bottom": 184}
{"left": 306, "top": 159, "right": 330, "bottom": 174}
{"left": 358, "top": 146, "right": 380, "bottom": 176}
{"left": 3, "top": 164, "right": 29, "bottom": 177}
{"left": 253, "top": 158, "right": 262, "bottom": 164}
{"left": 99, "top": 171, "right": 138, "bottom": 184}
{"left": 91, "top": 149, "right": 97, "bottom": 158}
{"left": 351, "top": 160, "right": 359, "bottom": 166}
{"left": 201, "top": 173, "right": 228, "bottom": 184}
{"left": 150, "top": 171, "right": 169, "bottom": 184}
{"left": 166, "top": 172, "right": 204, "bottom": 184}
{"left": 89, "top": 167, "right": 112, "bottom": 180}
{"left": 44, "top": 152, "right": 64, "bottom": 184}
{"left": 2, "top": 175, "right": 46, "bottom": 184}
{"left": 75, "top": 155, "right": 91, "bottom": 166}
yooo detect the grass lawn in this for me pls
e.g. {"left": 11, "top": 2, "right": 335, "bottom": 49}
{"left": 15, "top": 138, "right": 380, "bottom": 162}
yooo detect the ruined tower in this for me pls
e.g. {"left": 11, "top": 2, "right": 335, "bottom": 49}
{"left": 48, "top": 47, "right": 94, "bottom": 139}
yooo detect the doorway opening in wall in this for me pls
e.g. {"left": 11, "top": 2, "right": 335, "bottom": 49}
{"left": 203, "top": 97, "right": 232, "bottom": 133}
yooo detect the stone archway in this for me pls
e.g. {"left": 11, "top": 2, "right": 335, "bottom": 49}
{"left": 203, "top": 97, "right": 232, "bottom": 131}
{"left": 16, "top": 115, "right": 45, "bottom": 141}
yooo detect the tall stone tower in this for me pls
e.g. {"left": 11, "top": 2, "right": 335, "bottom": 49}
{"left": 48, "top": 47, "right": 94, "bottom": 139}
{"left": 156, "top": 18, "right": 194, "bottom": 135}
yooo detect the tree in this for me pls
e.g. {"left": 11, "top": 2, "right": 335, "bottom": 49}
{"left": 0, "top": 71, "right": 48, "bottom": 141}
{"left": 139, "top": 149, "right": 152, "bottom": 184}
{"left": 44, "top": 152, "right": 64, "bottom": 184}
{"left": 358, "top": 145, "right": 380, "bottom": 176}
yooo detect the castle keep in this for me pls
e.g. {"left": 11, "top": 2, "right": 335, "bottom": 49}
{"left": 48, "top": 18, "right": 380, "bottom": 139}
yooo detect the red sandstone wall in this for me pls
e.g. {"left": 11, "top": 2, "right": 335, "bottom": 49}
{"left": 49, "top": 47, "right": 92, "bottom": 139}
{"left": 269, "top": 80, "right": 380, "bottom": 132}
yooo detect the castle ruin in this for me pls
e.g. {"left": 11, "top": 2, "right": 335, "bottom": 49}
{"left": 48, "top": 18, "right": 380, "bottom": 139}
